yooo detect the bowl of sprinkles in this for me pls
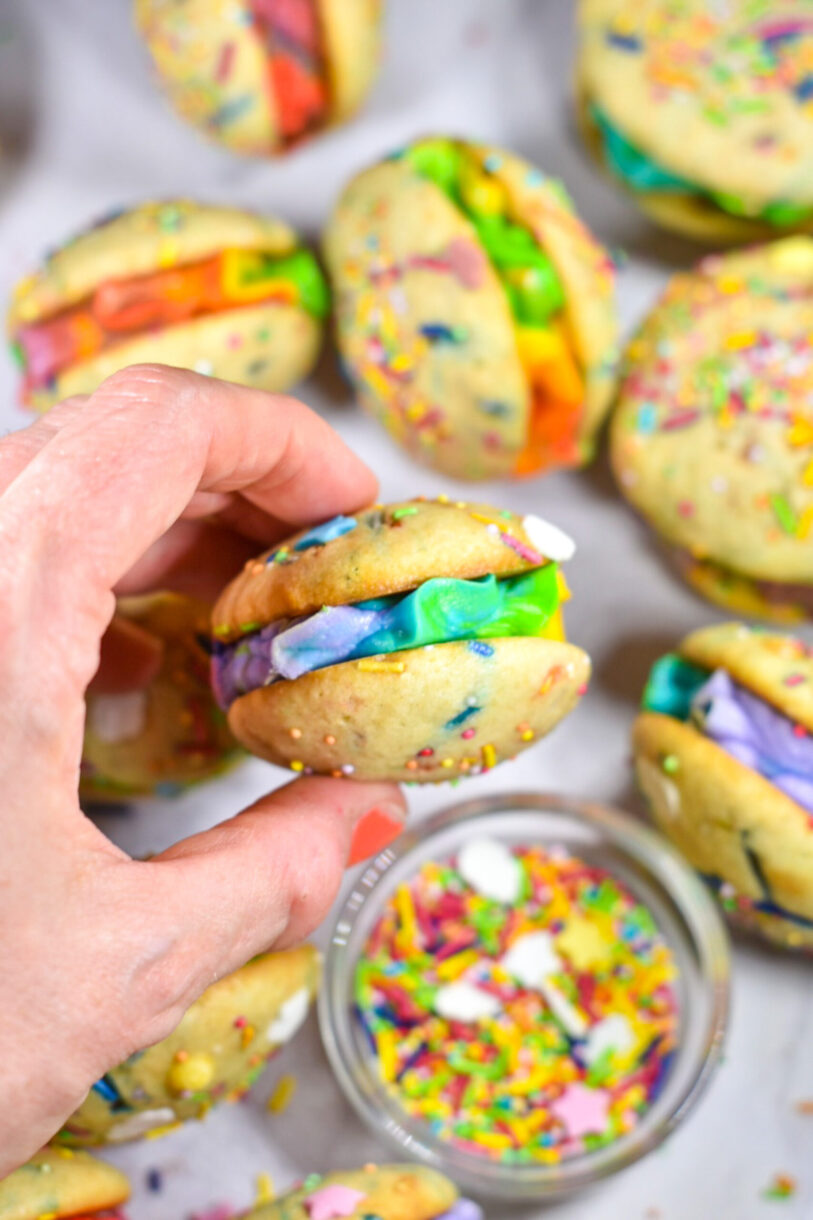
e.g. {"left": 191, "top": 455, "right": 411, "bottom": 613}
{"left": 319, "top": 793, "right": 730, "bottom": 1200}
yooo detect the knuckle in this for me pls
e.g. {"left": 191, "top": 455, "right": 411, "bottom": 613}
{"left": 94, "top": 363, "right": 186, "bottom": 410}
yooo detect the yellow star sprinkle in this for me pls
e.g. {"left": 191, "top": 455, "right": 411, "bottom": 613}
{"left": 557, "top": 917, "right": 611, "bottom": 971}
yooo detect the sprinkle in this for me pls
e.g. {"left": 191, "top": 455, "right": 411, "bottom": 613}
{"left": 434, "top": 981, "right": 502, "bottom": 1022}
{"left": 763, "top": 1173, "right": 796, "bottom": 1200}
{"left": 481, "top": 743, "right": 497, "bottom": 769}
{"left": 324, "top": 734, "right": 337, "bottom": 745}
{"left": 391, "top": 506, "right": 419, "bottom": 519}
{"left": 498, "top": 531, "right": 544, "bottom": 565}
{"left": 419, "top": 323, "right": 467, "bottom": 343}
{"left": 550, "top": 1083, "right": 611, "bottom": 1138}
{"left": 146, "top": 1169, "right": 163, "bottom": 1193}
{"left": 290, "top": 760, "right": 305, "bottom": 772}
{"left": 606, "top": 31, "right": 642, "bottom": 52}
{"left": 254, "top": 1173, "right": 275, "bottom": 1206}
{"left": 662, "top": 755, "right": 680, "bottom": 774}
{"left": 293, "top": 515, "right": 357, "bottom": 551}
{"left": 304, "top": 1185, "right": 367, "bottom": 1220}
{"left": 289, "top": 728, "right": 302, "bottom": 739}
{"left": 770, "top": 494, "right": 799, "bottom": 535}
{"left": 458, "top": 836, "right": 522, "bottom": 903}
{"left": 357, "top": 659, "right": 405, "bottom": 673}
{"left": 521, "top": 515, "right": 576, "bottom": 562}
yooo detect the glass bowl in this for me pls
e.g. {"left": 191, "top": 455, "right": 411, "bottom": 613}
{"left": 318, "top": 792, "right": 730, "bottom": 1201}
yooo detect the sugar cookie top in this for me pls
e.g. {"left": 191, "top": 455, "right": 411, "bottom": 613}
{"left": 213, "top": 499, "right": 567, "bottom": 640}
{"left": 680, "top": 621, "right": 813, "bottom": 732}
{"left": 611, "top": 238, "right": 813, "bottom": 583}
{"left": 0, "top": 1150, "right": 129, "bottom": 1220}
{"left": 579, "top": 0, "right": 813, "bottom": 210}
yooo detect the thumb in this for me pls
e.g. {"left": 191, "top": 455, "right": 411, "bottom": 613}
{"left": 123, "top": 777, "right": 406, "bottom": 1042}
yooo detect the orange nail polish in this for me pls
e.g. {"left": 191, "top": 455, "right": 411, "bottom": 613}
{"left": 348, "top": 807, "right": 405, "bottom": 866}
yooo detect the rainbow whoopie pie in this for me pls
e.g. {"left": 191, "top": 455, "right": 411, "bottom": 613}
{"left": 635, "top": 622, "right": 813, "bottom": 950}
{"left": 324, "top": 137, "right": 618, "bottom": 480}
{"left": 9, "top": 200, "right": 328, "bottom": 412}
{"left": 81, "top": 594, "right": 239, "bottom": 802}
{"left": 58, "top": 946, "right": 320, "bottom": 1145}
{"left": 611, "top": 238, "right": 813, "bottom": 622}
{"left": 211, "top": 498, "right": 590, "bottom": 782}
{"left": 578, "top": 0, "right": 813, "bottom": 243}
{"left": 249, "top": 1164, "right": 478, "bottom": 1220}
{"left": 135, "top": 0, "right": 382, "bottom": 156}
{"left": 0, "top": 1150, "right": 129, "bottom": 1220}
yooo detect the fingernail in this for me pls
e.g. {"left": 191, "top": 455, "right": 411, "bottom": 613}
{"left": 347, "top": 805, "right": 406, "bottom": 867}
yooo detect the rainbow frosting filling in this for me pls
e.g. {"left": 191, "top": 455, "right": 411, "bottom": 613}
{"left": 644, "top": 652, "right": 813, "bottom": 815}
{"left": 11, "top": 241, "right": 329, "bottom": 404}
{"left": 643, "top": 652, "right": 813, "bottom": 929}
{"left": 397, "top": 138, "right": 586, "bottom": 472}
{"left": 213, "top": 562, "right": 565, "bottom": 710}
{"left": 590, "top": 105, "right": 813, "bottom": 228}
{"left": 248, "top": 0, "right": 329, "bottom": 145}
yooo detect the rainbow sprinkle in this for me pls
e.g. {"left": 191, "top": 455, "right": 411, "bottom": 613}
{"left": 355, "top": 841, "right": 679, "bottom": 1163}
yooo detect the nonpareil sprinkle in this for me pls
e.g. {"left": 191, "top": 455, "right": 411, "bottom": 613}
{"left": 355, "top": 841, "right": 679, "bottom": 1163}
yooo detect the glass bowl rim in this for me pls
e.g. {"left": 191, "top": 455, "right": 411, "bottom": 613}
{"left": 318, "top": 791, "right": 731, "bottom": 1201}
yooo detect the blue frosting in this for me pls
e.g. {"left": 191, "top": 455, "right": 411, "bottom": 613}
{"left": 293, "top": 514, "right": 358, "bottom": 551}
{"left": 642, "top": 653, "right": 709, "bottom": 720}
{"left": 590, "top": 106, "right": 695, "bottom": 193}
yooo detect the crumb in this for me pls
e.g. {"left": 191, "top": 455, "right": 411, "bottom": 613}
{"left": 763, "top": 1173, "right": 796, "bottom": 1201}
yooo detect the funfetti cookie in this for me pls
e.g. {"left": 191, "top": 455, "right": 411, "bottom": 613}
{"left": 211, "top": 498, "right": 591, "bottom": 782}
{"left": 633, "top": 622, "right": 813, "bottom": 951}
{"left": 578, "top": 0, "right": 813, "bottom": 243}
{"left": 611, "top": 238, "right": 813, "bottom": 623}
{"left": 81, "top": 594, "right": 240, "bottom": 801}
{"left": 323, "top": 137, "right": 618, "bottom": 481}
{"left": 249, "top": 1164, "right": 476, "bottom": 1220}
{"left": 135, "top": 0, "right": 382, "bottom": 157}
{"left": 57, "top": 945, "right": 320, "bottom": 1145}
{"left": 8, "top": 200, "right": 328, "bottom": 411}
{"left": 0, "top": 1150, "right": 129, "bottom": 1220}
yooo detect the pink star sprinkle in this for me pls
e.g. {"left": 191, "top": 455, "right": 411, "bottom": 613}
{"left": 304, "top": 1184, "right": 367, "bottom": 1220}
{"left": 551, "top": 1083, "right": 610, "bottom": 1139}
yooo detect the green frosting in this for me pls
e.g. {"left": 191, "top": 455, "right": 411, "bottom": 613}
{"left": 591, "top": 105, "right": 813, "bottom": 228}
{"left": 353, "top": 563, "right": 562, "bottom": 653}
{"left": 403, "top": 138, "right": 565, "bottom": 326}
{"left": 642, "top": 653, "right": 710, "bottom": 721}
{"left": 236, "top": 247, "right": 330, "bottom": 319}
{"left": 268, "top": 248, "right": 330, "bottom": 319}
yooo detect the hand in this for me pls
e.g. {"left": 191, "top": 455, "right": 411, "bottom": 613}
{"left": 0, "top": 365, "right": 407, "bottom": 1172}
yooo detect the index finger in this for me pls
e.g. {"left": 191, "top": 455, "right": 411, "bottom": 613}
{"left": 0, "top": 364, "right": 377, "bottom": 697}
{"left": 3, "top": 362, "right": 376, "bottom": 581}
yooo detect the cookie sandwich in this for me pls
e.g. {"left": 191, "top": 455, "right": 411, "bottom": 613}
{"left": 248, "top": 1164, "right": 477, "bottom": 1220}
{"left": 0, "top": 1151, "right": 129, "bottom": 1220}
{"left": 611, "top": 238, "right": 813, "bottom": 622}
{"left": 578, "top": 0, "right": 813, "bottom": 242}
{"left": 9, "top": 200, "right": 328, "bottom": 411}
{"left": 57, "top": 945, "right": 320, "bottom": 1145}
{"left": 634, "top": 622, "right": 813, "bottom": 950}
{"left": 135, "top": 0, "right": 381, "bottom": 156}
{"left": 324, "top": 137, "right": 618, "bottom": 480}
{"left": 81, "top": 594, "right": 239, "bottom": 802}
{"left": 211, "top": 498, "right": 590, "bottom": 782}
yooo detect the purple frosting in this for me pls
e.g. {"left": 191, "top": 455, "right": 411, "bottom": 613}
{"left": 211, "top": 606, "right": 384, "bottom": 708}
{"left": 437, "top": 1203, "right": 483, "bottom": 1220}
{"left": 693, "top": 669, "right": 813, "bottom": 814}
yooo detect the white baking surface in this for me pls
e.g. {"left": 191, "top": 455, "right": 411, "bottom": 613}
{"left": 0, "top": 1, "right": 810, "bottom": 1217}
